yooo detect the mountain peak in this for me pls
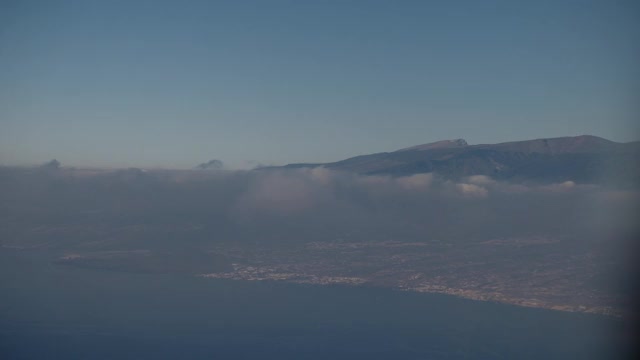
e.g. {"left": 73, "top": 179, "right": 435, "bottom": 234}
{"left": 196, "top": 159, "right": 224, "bottom": 170}
{"left": 396, "top": 139, "right": 468, "bottom": 152}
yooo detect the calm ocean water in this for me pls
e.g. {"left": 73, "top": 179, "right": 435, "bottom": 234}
{"left": 0, "top": 251, "right": 625, "bottom": 359}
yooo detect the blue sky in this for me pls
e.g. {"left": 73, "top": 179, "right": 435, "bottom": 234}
{"left": 1, "top": 0, "right": 638, "bottom": 168}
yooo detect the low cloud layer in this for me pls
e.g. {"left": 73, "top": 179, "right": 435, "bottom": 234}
{"left": 0, "top": 166, "right": 637, "bottom": 247}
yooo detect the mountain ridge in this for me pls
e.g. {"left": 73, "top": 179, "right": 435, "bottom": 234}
{"left": 396, "top": 139, "right": 469, "bottom": 152}
{"left": 278, "top": 135, "right": 640, "bottom": 186}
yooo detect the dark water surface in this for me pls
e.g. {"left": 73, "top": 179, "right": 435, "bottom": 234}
{"left": 0, "top": 251, "right": 625, "bottom": 359}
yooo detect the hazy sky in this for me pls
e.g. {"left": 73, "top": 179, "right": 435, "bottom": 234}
{"left": 1, "top": 0, "right": 638, "bottom": 168}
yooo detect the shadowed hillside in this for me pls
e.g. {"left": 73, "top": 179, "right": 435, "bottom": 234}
{"left": 281, "top": 136, "right": 640, "bottom": 187}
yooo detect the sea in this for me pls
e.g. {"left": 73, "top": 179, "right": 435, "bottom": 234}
{"left": 0, "top": 251, "right": 628, "bottom": 359}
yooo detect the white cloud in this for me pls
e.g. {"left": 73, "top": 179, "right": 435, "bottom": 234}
{"left": 456, "top": 183, "right": 489, "bottom": 198}
{"left": 466, "top": 175, "right": 496, "bottom": 186}
{"left": 396, "top": 173, "right": 434, "bottom": 191}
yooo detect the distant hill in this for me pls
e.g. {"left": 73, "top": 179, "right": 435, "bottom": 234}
{"left": 279, "top": 135, "right": 640, "bottom": 186}
{"left": 396, "top": 139, "right": 469, "bottom": 152}
{"left": 196, "top": 159, "right": 224, "bottom": 170}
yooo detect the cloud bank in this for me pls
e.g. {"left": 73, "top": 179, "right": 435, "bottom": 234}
{"left": 0, "top": 166, "right": 637, "bottom": 247}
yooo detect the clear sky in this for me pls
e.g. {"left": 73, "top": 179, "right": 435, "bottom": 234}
{"left": 1, "top": 0, "right": 638, "bottom": 169}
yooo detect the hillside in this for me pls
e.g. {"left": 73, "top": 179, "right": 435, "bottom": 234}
{"left": 282, "top": 135, "right": 640, "bottom": 186}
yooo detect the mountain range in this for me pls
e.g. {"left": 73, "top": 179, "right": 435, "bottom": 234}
{"left": 279, "top": 135, "right": 640, "bottom": 187}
